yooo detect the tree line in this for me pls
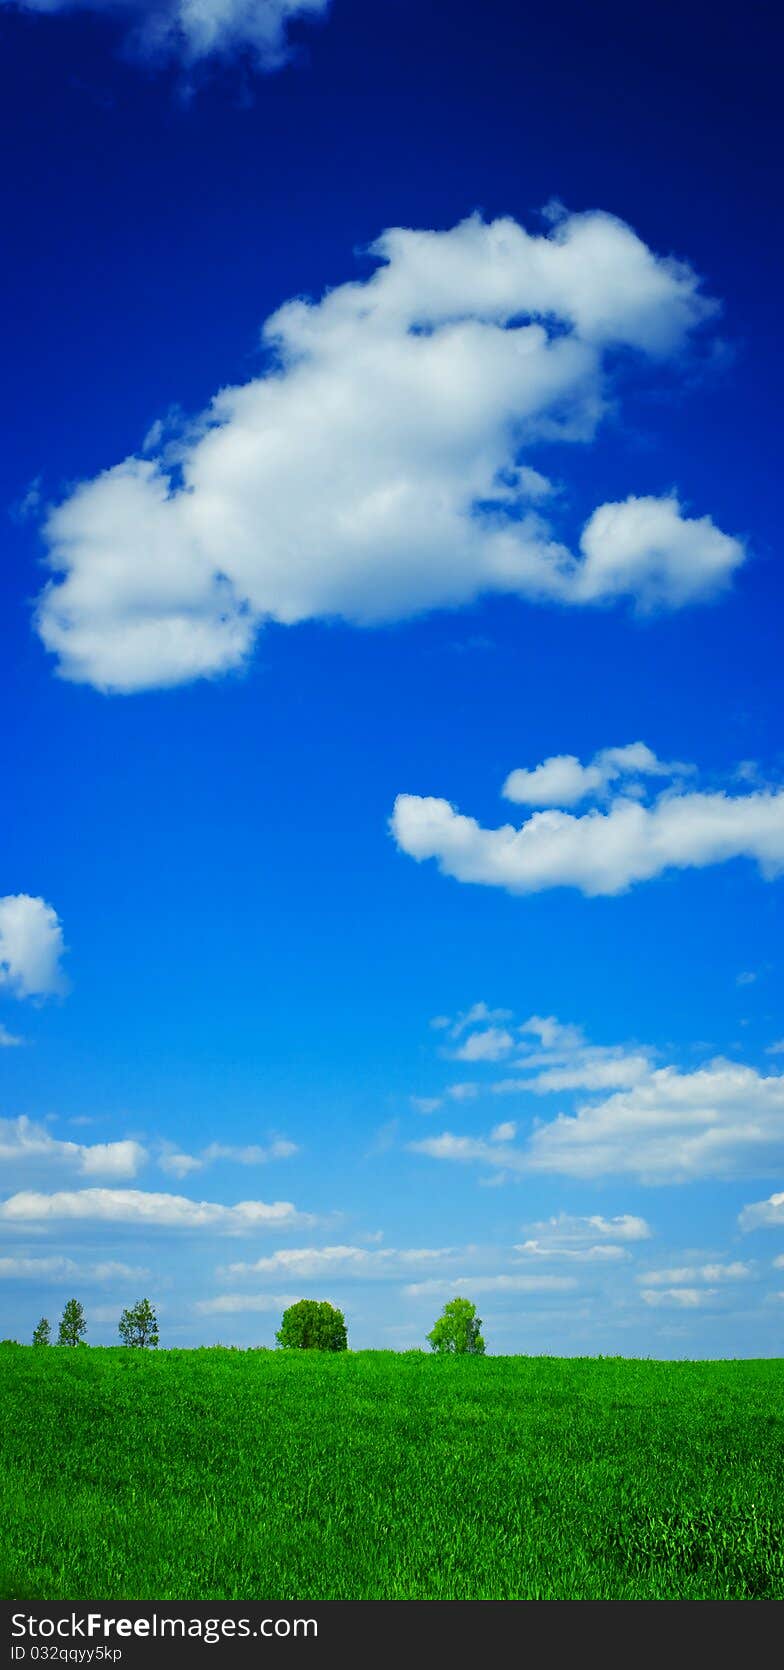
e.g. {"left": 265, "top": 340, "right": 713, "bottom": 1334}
{"left": 26, "top": 1294, "right": 486, "bottom": 1354}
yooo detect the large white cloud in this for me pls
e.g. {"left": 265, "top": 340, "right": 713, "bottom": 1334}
{"left": 0, "top": 895, "right": 67, "bottom": 999}
{"left": 412, "top": 1060, "right": 784, "bottom": 1184}
{"left": 6, "top": 0, "right": 330, "bottom": 70}
{"left": 34, "top": 210, "right": 741, "bottom": 694}
{"left": 392, "top": 750, "right": 784, "bottom": 897}
{"left": 0, "top": 1187, "right": 313, "bottom": 1231}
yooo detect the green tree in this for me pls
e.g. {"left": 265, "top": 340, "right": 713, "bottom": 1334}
{"left": 57, "top": 1298, "right": 86, "bottom": 1347}
{"left": 276, "top": 1299, "right": 348, "bottom": 1351}
{"left": 32, "top": 1317, "right": 51, "bottom": 1347}
{"left": 118, "top": 1298, "right": 159, "bottom": 1349}
{"left": 427, "top": 1296, "right": 486, "bottom": 1355}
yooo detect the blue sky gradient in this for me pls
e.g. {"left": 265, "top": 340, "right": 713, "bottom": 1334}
{"left": 1, "top": 0, "right": 783, "bottom": 1353}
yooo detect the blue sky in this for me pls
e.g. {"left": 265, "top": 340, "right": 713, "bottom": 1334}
{"left": 1, "top": 0, "right": 783, "bottom": 1354}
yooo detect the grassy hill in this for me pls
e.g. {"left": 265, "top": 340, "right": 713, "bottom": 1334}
{"left": 1, "top": 1343, "right": 783, "bottom": 1600}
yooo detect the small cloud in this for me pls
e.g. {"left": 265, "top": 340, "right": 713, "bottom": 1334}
{"left": 410, "top": 1096, "right": 443, "bottom": 1116}
{"left": 736, "top": 971, "right": 757, "bottom": 987}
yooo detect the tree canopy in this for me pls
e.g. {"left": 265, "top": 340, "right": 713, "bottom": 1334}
{"left": 119, "top": 1298, "right": 159, "bottom": 1348}
{"left": 276, "top": 1300, "right": 348, "bottom": 1351}
{"left": 427, "top": 1296, "right": 486, "bottom": 1355}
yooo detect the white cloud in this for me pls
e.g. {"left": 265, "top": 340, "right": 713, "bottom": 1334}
{"left": 736, "top": 970, "right": 757, "bottom": 986}
{"left": 194, "top": 1292, "right": 302, "bottom": 1315}
{"left": 8, "top": 0, "right": 330, "bottom": 70}
{"left": 447, "top": 1002, "right": 513, "bottom": 1037}
{"left": 0, "top": 1025, "right": 23, "bottom": 1047}
{"left": 490, "top": 1121, "right": 517, "bottom": 1143}
{"left": 0, "top": 1187, "right": 312, "bottom": 1232}
{"left": 452, "top": 1026, "right": 515, "bottom": 1062}
{"left": 0, "top": 895, "right": 67, "bottom": 999}
{"left": 766, "top": 1040, "right": 784, "bottom": 1056}
{"left": 224, "top": 1244, "right": 458, "bottom": 1279}
{"left": 0, "top": 1255, "right": 150, "bottom": 1282}
{"left": 516, "top": 1212, "right": 651, "bottom": 1259}
{"left": 392, "top": 767, "right": 784, "bottom": 897}
{"left": 503, "top": 742, "right": 690, "bottom": 807}
{"left": 404, "top": 1274, "right": 577, "bottom": 1298}
{"left": 638, "top": 1261, "right": 752, "bottom": 1285}
{"left": 0, "top": 1117, "right": 146, "bottom": 1180}
{"left": 35, "top": 211, "right": 737, "bottom": 694}
{"left": 523, "top": 1061, "right": 784, "bottom": 1181}
{"left": 159, "top": 1137, "right": 298, "bottom": 1176}
{"left": 640, "top": 1287, "right": 715, "bottom": 1308}
{"left": 738, "top": 1192, "right": 784, "bottom": 1232}
{"left": 410, "top": 1043, "right": 784, "bottom": 1183}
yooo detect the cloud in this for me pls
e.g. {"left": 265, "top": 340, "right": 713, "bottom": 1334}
{"left": 410, "top": 1031, "right": 784, "bottom": 1182}
{"left": 640, "top": 1287, "right": 715, "bottom": 1308}
{"left": 403, "top": 1274, "right": 577, "bottom": 1298}
{"left": 224, "top": 1244, "right": 458, "bottom": 1279}
{"left": 7, "top": 0, "right": 330, "bottom": 71}
{"left": 0, "top": 895, "right": 68, "bottom": 999}
{"left": 738, "top": 1192, "right": 784, "bottom": 1232}
{"left": 638, "top": 1261, "right": 752, "bottom": 1285}
{"left": 766, "top": 1040, "right": 784, "bottom": 1056}
{"left": 158, "top": 1138, "right": 298, "bottom": 1176}
{"left": 503, "top": 741, "right": 690, "bottom": 807}
{"left": 447, "top": 1002, "right": 514, "bottom": 1037}
{"left": 392, "top": 758, "right": 784, "bottom": 897}
{"left": 0, "top": 1025, "right": 23, "bottom": 1047}
{"left": 0, "top": 1187, "right": 312, "bottom": 1232}
{"left": 0, "top": 1255, "right": 150, "bottom": 1282}
{"left": 451, "top": 1026, "right": 515, "bottom": 1062}
{"left": 523, "top": 1061, "right": 784, "bottom": 1181}
{"left": 516, "top": 1212, "right": 651, "bottom": 1258}
{"left": 0, "top": 1117, "right": 146, "bottom": 1180}
{"left": 34, "top": 210, "right": 737, "bottom": 694}
{"left": 490, "top": 1121, "right": 517, "bottom": 1143}
{"left": 194, "top": 1292, "right": 302, "bottom": 1315}
{"left": 736, "top": 970, "right": 757, "bottom": 986}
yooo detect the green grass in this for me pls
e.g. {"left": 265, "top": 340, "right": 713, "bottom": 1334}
{"left": 1, "top": 1344, "right": 783, "bottom": 1600}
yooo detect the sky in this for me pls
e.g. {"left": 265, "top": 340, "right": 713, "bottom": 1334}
{"left": 1, "top": 0, "right": 783, "bottom": 1356}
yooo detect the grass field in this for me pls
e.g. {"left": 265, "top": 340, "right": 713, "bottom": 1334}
{"left": 1, "top": 1343, "right": 783, "bottom": 1600}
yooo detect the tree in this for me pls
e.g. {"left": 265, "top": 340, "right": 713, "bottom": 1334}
{"left": 57, "top": 1298, "right": 86, "bottom": 1347}
{"left": 276, "top": 1299, "right": 347, "bottom": 1351}
{"left": 119, "top": 1298, "right": 159, "bottom": 1349}
{"left": 32, "top": 1317, "right": 51, "bottom": 1347}
{"left": 427, "top": 1296, "right": 486, "bottom": 1355}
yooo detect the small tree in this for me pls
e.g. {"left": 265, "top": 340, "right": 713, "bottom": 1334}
{"left": 119, "top": 1298, "right": 159, "bottom": 1349}
{"left": 57, "top": 1298, "right": 86, "bottom": 1347}
{"left": 276, "top": 1299, "right": 347, "bottom": 1351}
{"left": 427, "top": 1296, "right": 485, "bottom": 1355}
{"left": 32, "top": 1317, "right": 51, "bottom": 1347}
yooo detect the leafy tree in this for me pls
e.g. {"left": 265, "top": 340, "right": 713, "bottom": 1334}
{"left": 32, "top": 1317, "right": 51, "bottom": 1347}
{"left": 276, "top": 1299, "right": 348, "bottom": 1352}
{"left": 57, "top": 1298, "right": 86, "bottom": 1347}
{"left": 119, "top": 1298, "right": 159, "bottom": 1349}
{"left": 427, "top": 1296, "right": 486, "bottom": 1355}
